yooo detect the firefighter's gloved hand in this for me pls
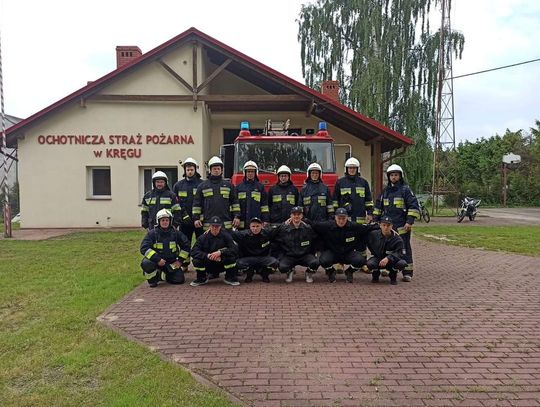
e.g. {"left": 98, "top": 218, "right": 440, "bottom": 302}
{"left": 182, "top": 215, "right": 191, "bottom": 225}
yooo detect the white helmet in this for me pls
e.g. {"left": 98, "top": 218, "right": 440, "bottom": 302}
{"left": 152, "top": 171, "right": 168, "bottom": 183}
{"left": 345, "top": 157, "right": 360, "bottom": 168}
{"left": 306, "top": 162, "right": 323, "bottom": 178}
{"left": 277, "top": 165, "right": 291, "bottom": 175}
{"left": 156, "top": 208, "right": 172, "bottom": 222}
{"left": 182, "top": 157, "right": 199, "bottom": 168}
{"left": 208, "top": 156, "right": 224, "bottom": 168}
{"left": 243, "top": 160, "right": 258, "bottom": 174}
{"left": 386, "top": 164, "right": 403, "bottom": 175}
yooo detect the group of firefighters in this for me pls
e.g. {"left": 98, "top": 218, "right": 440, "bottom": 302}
{"left": 140, "top": 155, "right": 421, "bottom": 287}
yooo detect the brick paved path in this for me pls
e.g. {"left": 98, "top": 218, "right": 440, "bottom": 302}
{"left": 100, "top": 240, "right": 540, "bottom": 406}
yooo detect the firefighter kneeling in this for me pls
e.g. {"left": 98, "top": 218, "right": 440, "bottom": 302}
{"left": 140, "top": 209, "right": 191, "bottom": 287}
{"left": 190, "top": 216, "right": 240, "bottom": 286}
{"left": 366, "top": 216, "right": 407, "bottom": 285}
{"left": 311, "top": 208, "right": 377, "bottom": 283}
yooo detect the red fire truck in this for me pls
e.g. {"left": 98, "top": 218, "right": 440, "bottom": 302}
{"left": 224, "top": 120, "right": 346, "bottom": 194}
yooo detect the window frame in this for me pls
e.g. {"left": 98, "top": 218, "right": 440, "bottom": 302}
{"left": 139, "top": 166, "right": 179, "bottom": 201}
{"left": 86, "top": 166, "right": 112, "bottom": 200}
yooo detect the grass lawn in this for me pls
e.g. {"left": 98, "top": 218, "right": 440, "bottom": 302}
{"left": 414, "top": 224, "right": 540, "bottom": 257}
{"left": 0, "top": 231, "right": 237, "bottom": 407}
{"left": 427, "top": 207, "right": 456, "bottom": 217}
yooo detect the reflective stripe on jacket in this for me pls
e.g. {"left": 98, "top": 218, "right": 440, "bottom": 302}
{"left": 333, "top": 175, "right": 373, "bottom": 222}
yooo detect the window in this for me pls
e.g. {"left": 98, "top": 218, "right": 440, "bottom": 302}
{"left": 87, "top": 167, "right": 111, "bottom": 199}
{"left": 234, "top": 141, "right": 335, "bottom": 174}
{"left": 139, "top": 167, "right": 178, "bottom": 199}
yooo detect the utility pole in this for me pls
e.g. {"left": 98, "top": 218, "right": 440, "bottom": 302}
{"left": 431, "top": 0, "right": 458, "bottom": 214}
{"left": 0, "top": 30, "right": 12, "bottom": 238}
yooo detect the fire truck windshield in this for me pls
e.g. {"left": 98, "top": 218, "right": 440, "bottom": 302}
{"left": 235, "top": 141, "right": 335, "bottom": 174}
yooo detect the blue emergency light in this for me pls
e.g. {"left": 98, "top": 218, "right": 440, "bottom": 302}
{"left": 318, "top": 121, "right": 327, "bottom": 130}
{"left": 240, "top": 121, "right": 250, "bottom": 130}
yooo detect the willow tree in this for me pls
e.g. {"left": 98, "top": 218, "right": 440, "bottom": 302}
{"left": 298, "top": 0, "right": 464, "bottom": 193}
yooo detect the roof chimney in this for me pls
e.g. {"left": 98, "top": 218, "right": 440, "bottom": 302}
{"left": 321, "top": 80, "right": 340, "bottom": 102}
{"left": 116, "top": 46, "right": 142, "bottom": 68}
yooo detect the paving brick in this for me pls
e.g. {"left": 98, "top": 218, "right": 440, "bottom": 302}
{"left": 99, "top": 239, "right": 540, "bottom": 406}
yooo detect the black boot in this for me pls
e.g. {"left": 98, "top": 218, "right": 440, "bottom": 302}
{"left": 325, "top": 267, "right": 336, "bottom": 283}
{"left": 261, "top": 268, "right": 271, "bottom": 283}
{"left": 389, "top": 270, "right": 398, "bottom": 285}
{"left": 371, "top": 269, "right": 380, "bottom": 283}
{"left": 345, "top": 267, "right": 354, "bottom": 283}
{"left": 244, "top": 269, "right": 254, "bottom": 283}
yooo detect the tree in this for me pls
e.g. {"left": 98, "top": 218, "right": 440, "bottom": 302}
{"left": 298, "top": 0, "right": 465, "bottom": 192}
{"left": 454, "top": 124, "right": 540, "bottom": 206}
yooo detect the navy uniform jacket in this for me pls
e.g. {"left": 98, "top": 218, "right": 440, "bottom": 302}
{"left": 231, "top": 229, "right": 273, "bottom": 257}
{"left": 333, "top": 175, "right": 373, "bottom": 223}
{"left": 191, "top": 229, "right": 238, "bottom": 261}
{"left": 300, "top": 180, "right": 334, "bottom": 222}
{"left": 268, "top": 181, "right": 299, "bottom": 224}
{"left": 366, "top": 229, "right": 405, "bottom": 263}
{"left": 373, "top": 181, "right": 420, "bottom": 233}
{"left": 236, "top": 177, "right": 270, "bottom": 228}
{"left": 310, "top": 220, "right": 378, "bottom": 256}
{"left": 192, "top": 175, "right": 240, "bottom": 229}
{"left": 270, "top": 222, "right": 316, "bottom": 258}
{"left": 172, "top": 175, "right": 203, "bottom": 219}
{"left": 140, "top": 226, "right": 191, "bottom": 263}
{"left": 141, "top": 188, "right": 187, "bottom": 229}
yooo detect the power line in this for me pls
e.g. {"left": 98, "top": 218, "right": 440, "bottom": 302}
{"left": 335, "top": 56, "right": 540, "bottom": 101}
{"left": 451, "top": 57, "right": 540, "bottom": 80}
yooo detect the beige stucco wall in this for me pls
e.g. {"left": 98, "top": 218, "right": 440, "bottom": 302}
{"left": 103, "top": 46, "right": 200, "bottom": 95}
{"left": 18, "top": 101, "right": 203, "bottom": 228}
{"left": 16, "top": 41, "right": 377, "bottom": 228}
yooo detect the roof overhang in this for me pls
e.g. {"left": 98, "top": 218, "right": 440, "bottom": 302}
{"left": 6, "top": 27, "right": 412, "bottom": 153}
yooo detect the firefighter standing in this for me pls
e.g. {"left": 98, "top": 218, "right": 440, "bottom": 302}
{"left": 141, "top": 171, "right": 188, "bottom": 230}
{"left": 272, "top": 206, "right": 319, "bottom": 283}
{"left": 140, "top": 209, "right": 191, "bottom": 287}
{"left": 366, "top": 216, "right": 407, "bottom": 285}
{"left": 236, "top": 161, "right": 269, "bottom": 229}
{"left": 192, "top": 156, "right": 241, "bottom": 231}
{"left": 333, "top": 157, "right": 373, "bottom": 224}
{"left": 190, "top": 216, "right": 240, "bottom": 286}
{"left": 373, "top": 164, "right": 420, "bottom": 281}
{"left": 232, "top": 217, "right": 278, "bottom": 283}
{"left": 172, "top": 157, "right": 204, "bottom": 242}
{"left": 310, "top": 208, "right": 377, "bottom": 283}
{"left": 300, "top": 163, "right": 334, "bottom": 222}
{"left": 268, "top": 165, "right": 299, "bottom": 225}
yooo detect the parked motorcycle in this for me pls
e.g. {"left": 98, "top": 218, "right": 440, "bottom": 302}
{"left": 457, "top": 197, "right": 481, "bottom": 223}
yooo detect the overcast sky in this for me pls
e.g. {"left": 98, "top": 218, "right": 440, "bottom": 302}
{"left": 1, "top": 0, "right": 539, "bottom": 143}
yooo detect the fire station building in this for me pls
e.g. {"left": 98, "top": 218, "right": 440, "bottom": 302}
{"left": 6, "top": 27, "right": 412, "bottom": 228}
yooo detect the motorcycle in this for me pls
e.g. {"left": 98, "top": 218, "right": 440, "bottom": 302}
{"left": 418, "top": 200, "right": 431, "bottom": 223}
{"left": 457, "top": 196, "right": 481, "bottom": 223}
